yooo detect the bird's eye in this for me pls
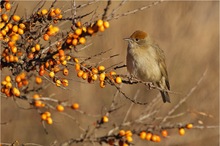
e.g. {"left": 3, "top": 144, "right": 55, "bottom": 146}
{"left": 135, "top": 38, "right": 139, "bottom": 42}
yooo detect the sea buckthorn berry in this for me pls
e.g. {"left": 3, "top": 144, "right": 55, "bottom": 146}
{"left": 5, "top": 82, "right": 12, "bottom": 88}
{"left": 96, "top": 19, "right": 103, "bottom": 27}
{"left": 72, "top": 38, "right": 78, "bottom": 46}
{"left": 82, "top": 72, "right": 88, "bottom": 80}
{"left": 75, "top": 28, "right": 82, "bottom": 36}
{"left": 35, "top": 44, "right": 40, "bottom": 51}
{"left": 145, "top": 132, "right": 152, "bottom": 141}
{"left": 103, "top": 21, "right": 110, "bottom": 28}
{"left": 46, "top": 117, "right": 53, "bottom": 124}
{"left": 87, "top": 27, "right": 94, "bottom": 35}
{"left": 35, "top": 76, "right": 42, "bottom": 84}
{"left": 119, "top": 130, "right": 125, "bottom": 136}
{"left": 92, "top": 68, "right": 98, "bottom": 74}
{"left": 61, "top": 60, "right": 67, "bottom": 66}
{"left": 49, "top": 71, "right": 55, "bottom": 78}
{"left": 77, "top": 70, "right": 84, "bottom": 78}
{"left": 33, "top": 94, "right": 40, "bottom": 99}
{"left": 100, "top": 81, "right": 105, "bottom": 88}
{"left": 71, "top": 103, "right": 79, "bottom": 110}
{"left": 1, "top": 81, "right": 7, "bottom": 85}
{"left": 62, "top": 79, "right": 68, "bottom": 87}
{"left": 41, "top": 113, "right": 47, "bottom": 120}
{"left": 125, "top": 130, "right": 132, "bottom": 137}
{"left": 99, "top": 73, "right": 105, "bottom": 81}
{"left": 5, "top": 76, "right": 11, "bottom": 82}
{"left": 75, "top": 64, "right": 80, "bottom": 71}
{"left": 76, "top": 21, "right": 82, "bottom": 27}
{"left": 126, "top": 136, "right": 133, "bottom": 142}
{"left": 43, "top": 34, "right": 49, "bottom": 41}
{"left": 12, "top": 25, "right": 18, "bottom": 33}
{"left": 110, "top": 71, "right": 116, "bottom": 76}
{"left": 151, "top": 134, "right": 158, "bottom": 142}
{"left": 34, "top": 100, "right": 42, "bottom": 107}
{"left": 98, "top": 65, "right": 105, "bottom": 71}
{"left": 63, "top": 68, "right": 69, "bottom": 76}
{"left": 15, "top": 76, "right": 21, "bottom": 83}
{"left": 41, "top": 9, "right": 48, "bottom": 15}
{"left": 74, "top": 58, "right": 79, "bottom": 63}
{"left": 11, "top": 34, "right": 20, "bottom": 41}
{"left": 161, "top": 130, "right": 168, "bottom": 137}
{"left": 12, "top": 87, "right": 20, "bottom": 96}
{"left": 186, "top": 123, "right": 193, "bottom": 129}
{"left": 2, "top": 14, "right": 8, "bottom": 22}
{"left": 140, "top": 131, "right": 147, "bottom": 140}
{"left": 56, "top": 104, "right": 64, "bottom": 112}
{"left": 115, "top": 77, "right": 122, "bottom": 84}
{"left": 56, "top": 80, "right": 61, "bottom": 87}
{"left": 98, "top": 25, "right": 105, "bottom": 32}
{"left": 18, "top": 28, "right": 24, "bottom": 35}
{"left": 39, "top": 70, "right": 45, "bottom": 76}
{"left": 12, "top": 15, "right": 21, "bottom": 22}
{"left": 45, "top": 111, "right": 51, "bottom": 117}
{"left": 102, "top": 116, "right": 109, "bottom": 123}
{"left": 22, "top": 79, "right": 29, "bottom": 86}
{"left": 54, "top": 8, "right": 61, "bottom": 15}
{"left": 79, "top": 37, "right": 86, "bottom": 44}
{"left": 10, "top": 46, "right": 17, "bottom": 54}
{"left": 92, "top": 74, "right": 98, "bottom": 81}
{"left": 5, "top": 3, "right": 11, "bottom": 11}
{"left": 179, "top": 128, "right": 185, "bottom": 136}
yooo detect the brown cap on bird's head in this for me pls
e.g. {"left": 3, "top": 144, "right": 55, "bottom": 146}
{"left": 130, "top": 30, "right": 148, "bottom": 39}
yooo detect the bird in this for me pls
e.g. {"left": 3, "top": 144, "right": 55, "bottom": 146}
{"left": 125, "top": 30, "right": 171, "bottom": 103}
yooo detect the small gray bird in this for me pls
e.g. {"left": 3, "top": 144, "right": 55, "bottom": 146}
{"left": 125, "top": 30, "right": 171, "bottom": 103}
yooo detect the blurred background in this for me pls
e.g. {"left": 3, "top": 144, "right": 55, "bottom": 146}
{"left": 1, "top": 1, "right": 219, "bottom": 146}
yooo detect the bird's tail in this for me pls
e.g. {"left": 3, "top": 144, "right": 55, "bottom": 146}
{"left": 160, "top": 90, "right": 171, "bottom": 103}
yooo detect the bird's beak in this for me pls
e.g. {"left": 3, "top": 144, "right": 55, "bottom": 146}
{"left": 123, "top": 38, "right": 131, "bottom": 41}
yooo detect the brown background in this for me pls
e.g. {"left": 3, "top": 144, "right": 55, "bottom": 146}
{"left": 1, "top": 1, "right": 219, "bottom": 146}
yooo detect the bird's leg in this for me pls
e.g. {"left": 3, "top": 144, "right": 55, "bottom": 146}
{"left": 147, "top": 82, "right": 155, "bottom": 90}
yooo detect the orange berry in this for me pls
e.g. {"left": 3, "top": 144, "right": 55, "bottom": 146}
{"left": 22, "top": 79, "right": 29, "bottom": 86}
{"left": 98, "top": 25, "right": 105, "bottom": 32}
{"left": 15, "top": 76, "right": 21, "bottom": 83}
{"left": 5, "top": 2, "right": 11, "bottom": 11}
{"left": 71, "top": 103, "right": 79, "bottom": 110}
{"left": 74, "top": 58, "right": 79, "bottom": 63}
{"left": 140, "top": 131, "right": 147, "bottom": 140}
{"left": 77, "top": 70, "right": 84, "bottom": 78}
{"left": 54, "top": 8, "right": 61, "bottom": 15}
{"left": 12, "top": 87, "right": 20, "bottom": 96}
{"left": 20, "top": 72, "right": 26, "bottom": 80}
{"left": 75, "top": 64, "right": 80, "bottom": 71}
{"left": 18, "top": 28, "right": 24, "bottom": 35}
{"left": 41, "top": 113, "right": 47, "bottom": 120}
{"left": 12, "top": 25, "right": 18, "bottom": 33}
{"left": 46, "top": 117, "right": 53, "bottom": 124}
{"left": 12, "top": 15, "right": 21, "bottom": 22}
{"left": 82, "top": 72, "right": 88, "bottom": 80}
{"left": 1, "top": 81, "right": 7, "bottom": 85}
{"left": 62, "top": 79, "right": 68, "bottom": 87}
{"left": 9, "top": 54, "right": 14, "bottom": 62}
{"left": 75, "top": 28, "right": 82, "bottom": 36}
{"left": 34, "top": 100, "right": 42, "bottom": 107}
{"left": 186, "top": 123, "right": 193, "bottom": 129}
{"left": 33, "top": 94, "right": 40, "bottom": 99}
{"left": 115, "top": 77, "right": 122, "bottom": 84}
{"left": 11, "top": 46, "right": 17, "bottom": 54}
{"left": 43, "top": 34, "right": 49, "bottom": 41}
{"left": 35, "top": 76, "right": 42, "bottom": 84}
{"left": 119, "top": 130, "right": 125, "bottom": 136}
{"left": 103, "top": 21, "right": 110, "bottom": 28}
{"left": 63, "top": 68, "right": 69, "bottom": 76}
{"left": 110, "top": 71, "right": 116, "bottom": 76}
{"left": 44, "top": 112, "right": 51, "bottom": 117}
{"left": 91, "top": 74, "right": 98, "bottom": 81}
{"left": 100, "top": 81, "right": 105, "bottom": 88}
{"left": 98, "top": 65, "right": 105, "bottom": 71}
{"left": 99, "top": 73, "right": 105, "bottom": 81}
{"left": 10, "top": 34, "right": 20, "bottom": 41}
{"left": 161, "top": 130, "right": 168, "bottom": 137}
{"left": 39, "top": 70, "right": 45, "bottom": 76}
{"left": 5, "top": 75, "right": 11, "bottom": 82}
{"left": 87, "top": 27, "right": 94, "bottom": 35}
{"left": 125, "top": 130, "right": 132, "bottom": 137}
{"left": 126, "top": 136, "right": 133, "bottom": 142}
{"left": 56, "top": 104, "right": 64, "bottom": 112}
{"left": 55, "top": 80, "right": 61, "bottom": 87}
{"left": 8, "top": 41, "right": 15, "bottom": 48}
{"left": 179, "top": 128, "right": 185, "bottom": 136}
{"left": 96, "top": 19, "right": 103, "bottom": 27}
{"left": 2, "top": 14, "right": 8, "bottom": 22}
{"left": 5, "top": 82, "right": 12, "bottom": 88}
{"left": 102, "top": 116, "right": 109, "bottom": 123}
{"left": 49, "top": 71, "right": 55, "bottom": 78}
{"left": 72, "top": 38, "right": 78, "bottom": 46}
{"left": 92, "top": 68, "right": 98, "bottom": 74}
{"left": 19, "top": 23, "right": 26, "bottom": 29}
{"left": 79, "top": 37, "right": 86, "bottom": 44}
{"left": 145, "top": 132, "right": 152, "bottom": 141}
{"left": 76, "top": 21, "right": 81, "bottom": 27}
{"left": 41, "top": 9, "right": 48, "bottom": 15}
{"left": 35, "top": 44, "right": 40, "bottom": 51}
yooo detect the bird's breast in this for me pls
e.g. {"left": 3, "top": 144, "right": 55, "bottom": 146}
{"left": 127, "top": 47, "right": 162, "bottom": 82}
